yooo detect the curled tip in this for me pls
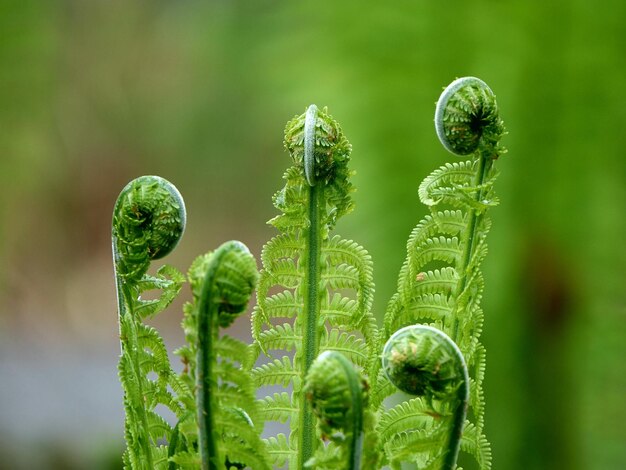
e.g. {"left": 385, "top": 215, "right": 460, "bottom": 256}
{"left": 304, "top": 104, "right": 319, "bottom": 186}
{"left": 382, "top": 325, "right": 468, "bottom": 399}
{"left": 113, "top": 175, "right": 186, "bottom": 278}
{"left": 304, "top": 350, "right": 365, "bottom": 436}
{"left": 284, "top": 104, "right": 351, "bottom": 189}
{"left": 191, "top": 240, "right": 259, "bottom": 328}
{"left": 435, "top": 76, "right": 502, "bottom": 157}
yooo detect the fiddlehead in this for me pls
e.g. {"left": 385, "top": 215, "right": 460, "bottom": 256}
{"left": 113, "top": 175, "right": 185, "bottom": 285}
{"left": 435, "top": 77, "right": 504, "bottom": 159}
{"left": 251, "top": 105, "right": 378, "bottom": 469}
{"left": 381, "top": 77, "right": 505, "bottom": 469}
{"left": 382, "top": 326, "right": 468, "bottom": 470}
{"left": 112, "top": 176, "right": 191, "bottom": 469}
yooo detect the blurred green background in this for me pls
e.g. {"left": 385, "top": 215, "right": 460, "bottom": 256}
{"left": 0, "top": 0, "right": 624, "bottom": 469}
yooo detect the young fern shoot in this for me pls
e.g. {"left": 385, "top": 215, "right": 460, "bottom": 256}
{"left": 250, "top": 105, "right": 378, "bottom": 469}
{"left": 112, "top": 176, "right": 191, "bottom": 469}
{"left": 184, "top": 241, "right": 270, "bottom": 470}
{"left": 380, "top": 77, "right": 506, "bottom": 469}
{"left": 303, "top": 351, "right": 366, "bottom": 470}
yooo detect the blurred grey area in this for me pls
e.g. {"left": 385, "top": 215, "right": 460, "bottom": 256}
{"left": 1, "top": 1, "right": 625, "bottom": 469}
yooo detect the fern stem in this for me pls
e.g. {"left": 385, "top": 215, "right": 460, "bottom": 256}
{"left": 298, "top": 182, "right": 323, "bottom": 469}
{"left": 197, "top": 248, "right": 228, "bottom": 470}
{"left": 443, "top": 342, "right": 470, "bottom": 470}
{"left": 452, "top": 155, "right": 492, "bottom": 341}
{"left": 113, "top": 254, "right": 154, "bottom": 470}
{"left": 335, "top": 353, "right": 364, "bottom": 470}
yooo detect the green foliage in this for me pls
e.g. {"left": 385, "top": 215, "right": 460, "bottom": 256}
{"left": 113, "top": 78, "right": 505, "bottom": 469}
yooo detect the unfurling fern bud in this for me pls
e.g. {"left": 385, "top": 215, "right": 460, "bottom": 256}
{"left": 304, "top": 351, "right": 366, "bottom": 436}
{"left": 112, "top": 175, "right": 186, "bottom": 281}
{"left": 304, "top": 351, "right": 366, "bottom": 469}
{"left": 434, "top": 76, "right": 505, "bottom": 158}
{"left": 382, "top": 325, "right": 469, "bottom": 470}
{"left": 284, "top": 104, "right": 351, "bottom": 187}
{"left": 195, "top": 241, "right": 259, "bottom": 470}
{"left": 382, "top": 325, "right": 468, "bottom": 400}
{"left": 190, "top": 240, "right": 259, "bottom": 328}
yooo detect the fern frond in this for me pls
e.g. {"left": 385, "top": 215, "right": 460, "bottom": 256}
{"left": 261, "top": 233, "right": 303, "bottom": 270}
{"left": 252, "top": 356, "right": 299, "bottom": 388}
{"left": 150, "top": 445, "right": 174, "bottom": 470}
{"left": 252, "top": 105, "right": 379, "bottom": 469}
{"left": 320, "top": 329, "right": 369, "bottom": 368}
{"left": 322, "top": 293, "right": 358, "bottom": 326}
{"left": 418, "top": 161, "right": 476, "bottom": 206}
{"left": 378, "top": 398, "right": 442, "bottom": 443}
{"left": 264, "top": 434, "right": 296, "bottom": 468}
{"left": 215, "top": 336, "right": 249, "bottom": 364}
{"left": 410, "top": 236, "right": 462, "bottom": 270}
{"left": 386, "top": 293, "right": 454, "bottom": 334}
{"left": 461, "top": 422, "right": 492, "bottom": 469}
{"left": 258, "top": 392, "right": 297, "bottom": 424}
{"left": 258, "top": 323, "right": 301, "bottom": 353}
{"left": 321, "top": 270, "right": 361, "bottom": 301}
{"left": 381, "top": 77, "right": 506, "bottom": 469}
{"left": 384, "top": 426, "right": 446, "bottom": 463}
{"left": 260, "top": 290, "right": 302, "bottom": 319}
{"left": 305, "top": 442, "right": 343, "bottom": 469}
{"left": 168, "top": 451, "right": 201, "bottom": 469}
{"left": 412, "top": 268, "right": 459, "bottom": 297}
{"left": 265, "top": 257, "right": 303, "bottom": 288}
{"left": 134, "top": 266, "right": 185, "bottom": 319}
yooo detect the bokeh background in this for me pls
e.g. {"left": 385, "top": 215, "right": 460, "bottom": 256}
{"left": 1, "top": 0, "right": 624, "bottom": 469}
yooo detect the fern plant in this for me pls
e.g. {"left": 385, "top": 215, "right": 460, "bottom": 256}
{"left": 112, "top": 76, "right": 506, "bottom": 470}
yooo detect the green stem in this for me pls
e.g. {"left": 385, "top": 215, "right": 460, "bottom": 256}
{"left": 298, "top": 182, "right": 323, "bottom": 469}
{"left": 113, "top": 248, "right": 154, "bottom": 470}
{"left": 443, "top": 341, "right": 470, "bottom": 470}
{"left": 197, "top": 249, "right": 228, "bottom": 470}
{"left": 334, "top": 354, "right": 364, "bottom": 470}
{"left": 452, "top": 155, "right": 492, "bottom": 341}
